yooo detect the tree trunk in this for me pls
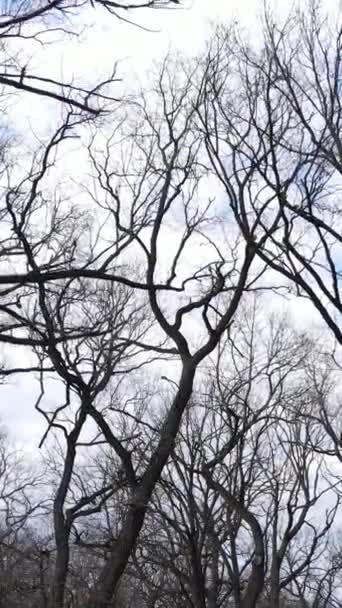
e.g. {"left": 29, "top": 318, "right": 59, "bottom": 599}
{"left": 86, "top": 361, "right": 197, "bottom": 608}
{"left": 48, "top": 537, "right": 70, "bottom": 608}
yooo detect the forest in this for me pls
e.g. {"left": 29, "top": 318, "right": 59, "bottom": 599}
{"left": 0, "top": 1, "right": 341, "bottom": 607}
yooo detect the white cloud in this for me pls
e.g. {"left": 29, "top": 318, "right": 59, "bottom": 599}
{"left": 2, "top": 0, "right": 342, "bottom": 444}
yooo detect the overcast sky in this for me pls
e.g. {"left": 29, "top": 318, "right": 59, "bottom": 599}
{"left": 3, "top": 0, "right": 266, "bottom": 448}
{"left": 14, "top": 0, "right": 288, "bottom": 131}
{"left": 2, "top": 0, "right": 341, "bottom": 449}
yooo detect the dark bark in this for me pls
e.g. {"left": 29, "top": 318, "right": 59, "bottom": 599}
{"left": 86, "top": 360, "right": 196, "bottom": 607}
{"left": 203, "top": 473, "right": 265, "bottom": 608}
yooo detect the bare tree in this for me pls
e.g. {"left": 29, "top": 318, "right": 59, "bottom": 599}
{"left": 128, "top": 311, "right": 342, "bottom": 608}
{"left": 0, "top": 48, "right": 262, "bottom": 607}
{"left": 195, "top": 1, "right": 342, "bottom": 344}
{"left": 77, "top": 56, "right": 265, "bottom": 608}
{"left": 2, "top": 2, "right": 342, "bottom": 607}
{"left": 0, "top": 0, "right": 183, "bottom": 113}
